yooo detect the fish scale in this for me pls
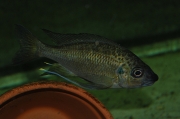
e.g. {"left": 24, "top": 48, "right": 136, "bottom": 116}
{"left": 40, "top": 43, "right": 134, "bottom": 84}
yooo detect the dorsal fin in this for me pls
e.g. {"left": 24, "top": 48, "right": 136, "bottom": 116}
{"left": 42, "top": 29, "right": 118, "bottom": 46}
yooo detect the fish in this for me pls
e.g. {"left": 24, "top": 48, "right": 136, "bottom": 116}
{"left": 13, "top": 25, "right": 158, "bottom": 89}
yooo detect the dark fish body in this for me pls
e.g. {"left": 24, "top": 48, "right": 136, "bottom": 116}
{"left": 13, "top": 25, "right": 158, "bottom": 89}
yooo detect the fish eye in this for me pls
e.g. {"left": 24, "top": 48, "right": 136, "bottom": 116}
{"left": 131, "top": 67, "right": 144, "bottom": 78}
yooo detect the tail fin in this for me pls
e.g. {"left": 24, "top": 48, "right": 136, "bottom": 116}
{"left": 13, "top": 25, "right": 40, "bottom": 65}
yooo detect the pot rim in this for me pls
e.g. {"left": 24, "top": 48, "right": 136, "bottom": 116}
{"left": 0, "top": 81, "right": 113, "bottom": 119}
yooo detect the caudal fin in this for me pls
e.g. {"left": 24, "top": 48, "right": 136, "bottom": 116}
{"left": 13, "top": 25, "right": 40, "bottom": 65}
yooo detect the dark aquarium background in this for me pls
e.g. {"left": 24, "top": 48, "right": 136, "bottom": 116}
{"left": 0, "top": 0, "right": 180, "bottom": 118}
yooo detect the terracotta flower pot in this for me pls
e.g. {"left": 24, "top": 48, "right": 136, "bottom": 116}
{"left": 0, "top": 82, "right": 113, "bottom": 119}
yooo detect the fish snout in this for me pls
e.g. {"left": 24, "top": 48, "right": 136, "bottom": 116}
{"left": 142, "top": 72, "right": 158, "bottom": 87}
{"left": 146, "top": 68, "right": 158, "bottom": 82}
{"left": 151, "top": 73, "right": 158, "bottom": 82}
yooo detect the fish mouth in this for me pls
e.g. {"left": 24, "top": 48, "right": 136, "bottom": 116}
{"left": 142, "top": 73, "right": 158, "bottom": 87}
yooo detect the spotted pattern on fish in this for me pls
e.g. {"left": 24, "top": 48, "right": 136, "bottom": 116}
{"left": 13, "top": 25, "right": 158, "bottom": 89}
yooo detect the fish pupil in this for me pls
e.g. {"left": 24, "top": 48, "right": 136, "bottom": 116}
{"left": 134, "top": 70, "right": 141, "bottom": 76}
{"left": 131, "top": 67, "right": 143, "bottom": 78}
